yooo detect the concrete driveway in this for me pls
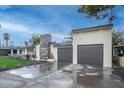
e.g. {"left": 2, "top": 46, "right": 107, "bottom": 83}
{"left": 0, "top": 64, "right": 124, "bottom": 88}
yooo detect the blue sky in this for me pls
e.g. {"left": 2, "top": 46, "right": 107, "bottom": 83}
{"left": 0, "top": 5, "right": 124, "bottom": 46}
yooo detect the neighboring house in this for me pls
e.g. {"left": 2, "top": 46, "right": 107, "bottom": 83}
{"left": 0, "top": 34, "right": 52, "bottom": 62}
{"left": 113, "top": 45, "right": 124, "bottom": 56}
{"left": 8, "top": 34, "right": 52, "bottom": 61}
{"left": 9, "top": 46, "right": 36, "bottom": 60}
{"left": 113, "top": 45, "right": 124, "bottom": 67}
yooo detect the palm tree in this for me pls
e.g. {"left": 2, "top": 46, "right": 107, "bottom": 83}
{"left": 3, "top": 33, "right": 10, "bottom": 47}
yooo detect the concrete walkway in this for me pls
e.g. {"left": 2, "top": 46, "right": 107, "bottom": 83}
{"left": 0, "top": 64, "right": 124, "bottom": 88}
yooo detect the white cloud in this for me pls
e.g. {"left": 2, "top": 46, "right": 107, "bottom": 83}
{"left": 0, "top": 21, "right": 33, "bottom": 33}
{"left": 0, "top": 21, "right": 68, "bottom": 42}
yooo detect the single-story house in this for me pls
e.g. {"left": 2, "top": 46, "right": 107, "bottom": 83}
{"left": 0, "top": 25, "right": 113, "bottom": 68}
{"left": 0, "top": 34, "right": 51, "bottom": 62}
{"left": 9, "top": 46, "right": 36, "bottom": 60}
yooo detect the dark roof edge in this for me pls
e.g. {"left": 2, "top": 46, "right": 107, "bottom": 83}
{"left": 53, "top": 44, "right": 72, "bottom": 47}
{"left": 72, "top": 24, "right": 113, "bottom": 34}
{"left": 10, "top": 46, "right": 35, "bottom": 49}
{"left": 0, "top": 48, "right": 10, "bottom": 49}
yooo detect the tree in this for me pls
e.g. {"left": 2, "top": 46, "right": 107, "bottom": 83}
{"left": 78, "top": 5, "right": 123, "bottom": 23}
{"left": 24, "top": 41, "right": 29, "bottom": 47}
{"left": 64, "top": 32, "right": 73, "bottom": 40}
{"left": 112, "top": 30, "right": 124, "bottom": 45}
{"left": 3, "top": 33, "right": 10, "bottom": 47}
{"left": 32, "top": 34, "right": 40, "bottom": 46}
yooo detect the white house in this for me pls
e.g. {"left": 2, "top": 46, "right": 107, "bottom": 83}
{"left": 7, "top": 25, "right": 113, "bottom": 68}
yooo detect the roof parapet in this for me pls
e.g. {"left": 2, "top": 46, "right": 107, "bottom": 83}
{"left": 72, "top": 24, "right": 113, "bottom": 34}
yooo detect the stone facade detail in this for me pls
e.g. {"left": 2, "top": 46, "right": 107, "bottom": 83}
{"left": 40, "top": 34, "right": 51, "bottom": 59}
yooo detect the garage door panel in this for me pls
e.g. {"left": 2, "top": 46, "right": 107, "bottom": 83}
{"left": 58, "top": 47, "right": 72, "bottom": 63}
{"left": 78, "top": 44, "right": 103, "bottom": 66}
{"left": 58, "top": 47, "right": 72, "bottom": 68}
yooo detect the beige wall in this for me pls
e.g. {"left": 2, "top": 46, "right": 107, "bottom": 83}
{"left": 73, "top": 29, "right": 112, "bottom": 67}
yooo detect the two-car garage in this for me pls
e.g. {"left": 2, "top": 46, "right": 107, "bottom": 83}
{"left": 57, "top": 44, "right": 104, "bottom": 67}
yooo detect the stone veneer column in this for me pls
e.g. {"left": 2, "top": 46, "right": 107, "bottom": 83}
{"left": 40, "top": 34, "right": 51, "bottom": 59}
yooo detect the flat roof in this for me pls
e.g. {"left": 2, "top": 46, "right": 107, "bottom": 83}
{"left": 72, "top": 24, "right": 113, "bottom": 34}
{"left": 52, "top": 41, "right": 72, "bottom": 47}
{"left": 0, "top": 48, "right": 10, "bottom": 50}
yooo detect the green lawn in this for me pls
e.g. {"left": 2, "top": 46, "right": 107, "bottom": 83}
{"left": 0, "top": 56, "right": 33, "bottom": 70}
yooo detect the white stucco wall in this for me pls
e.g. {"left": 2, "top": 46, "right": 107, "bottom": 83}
{"left": 73, "top": 29, "right": 112, "bottom": 67}
{"left": 50, "top": 44, "right": 58, "bottom": 63}
{"left": 17, "top": 49, "right": 20, "bottom": 55}
{"left": 10, "top": 49, "right": 13, "bottom": 55}
{"left": 49, "top": 44, "right": 58, "bottom": 70}
{"left": 22, "top": 49, "right": 25, "bottom": 55}
{"left": 24, "top": 49, "right": 27, "bottom": 55}
{"left": 35, "top": 44, "right": 40, "bottom": 61}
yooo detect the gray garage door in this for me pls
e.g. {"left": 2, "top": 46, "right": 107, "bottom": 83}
{"left": 58, "top": 47, "right": 72, "bottom": 68}
{"left": 77, "top": 44, "right": 103, "bottom": 66}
